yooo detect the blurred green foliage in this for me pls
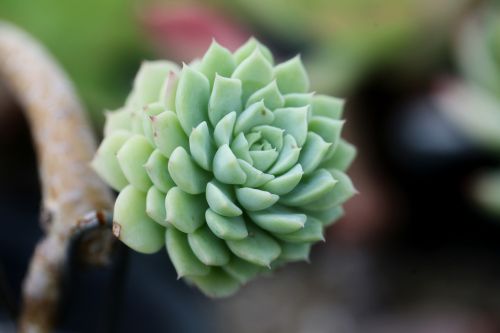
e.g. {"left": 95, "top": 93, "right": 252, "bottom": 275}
{"left": 452, "top": 3, "right": 500, "bottom": 216}
{"left": 210, "top": 0, "right": 471, "bottom": 93}
{"left": 0, "top": 0, "right": 148, "bottom": 126}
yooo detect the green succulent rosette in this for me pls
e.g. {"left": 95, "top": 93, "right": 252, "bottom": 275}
{"left": 92, "top": 38, "right": 356, "bottom": 297}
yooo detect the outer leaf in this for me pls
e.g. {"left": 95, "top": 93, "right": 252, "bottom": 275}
{"left": 226, "top": 226, "right": 281, "bottom": 267}
{"left": 234, "top": 100, "right": 275, "bottom": 134}
{"left": 116, "top": 135, "right": 153, "bottom": 192}
{"left": 199, "top": 40, "right": 236, "bottom": 85}
{"left": 206, "top": 180, "right": 242, "bottom": 217}
{"left": 235, "top": 187, "right": 279, "bottom": 211}
{"left": 299, "top": 132, "right": 332, "bottom": 175}
{"left": 233, "top": 37, "right": 274, "bottom": 65}
{"left": 248, "top": 205, "right": 306, "bottom": 234}
{"left": 238, "top": 159, "right": 275, "bottom": 188}
{"left": 311, "top": 94, "right": 344, "bottom": 119}
{"left": 213, "top": 145, "right": 247, "bottom": 185}
{"left": 275, "top": 216, "right": 324, "bottom": 243}
{"left": 187, "top": 268, "right": 240, "bottom": 298}
{"left": 188, "top": 226, "right": 230, "bottom": 266}
{"left": 176, "top": 65, "right": 210, "bottom": 135}
{"left": 189, "top": 122, "right": 215, "bottom": 171}
{"left": 151, "top": 111, "right": 189, "bottom": 158}
{"left": 144, "top": 150, "right": 175, "bottom": 193}
{"left": 214, "top": 112, "right": 237, "bottom": 147}
{"left": 274, "top": 55, "right": 309, "bottom": 94}
{"left": 133, "top": 61, "right": 179, "bottom": 106}
{"left": 280, "top": 169, "right": 337, "bottom": 206}
{"left": 166, "top": 228, "right": 209, "bottom": 278}
{"left": 223, "top": 257, "right": 262, "bottom": 284}
{"left": 261, "top": 164, "right": 303, "bottom": 195}
{"left": 272, "top": 106, "right": 309, "bottom": 146}
{"left": 113, "top": 185, "right": 165, "bottom": 254}
{"left": 209, "top": 75, "right": 242, "bottom": 126}
{"left": 205, "top": 209, "right": 248, "bottom": 240}
{"left": 246, "top": 80, "right": 285, "bottom": 109}
{"left": 104, "top": 108, "right": 131, "bottom": 136}
{"left": 165, "top": 187, "right": 207, "bottom": 233}
{"left": 320, "top": 139, "right": 357, "bottom": 171}
{"left": 232, "top": 49, "right": 274, "bottom": 101}
{"left": 145, "top": 186, "right": 167, "bottom": 226}
{"left": 168, "top": 147, "right": 211, "bottom": 194}
{"left": 91, "top": 131, "right": 130, "bottom": 191}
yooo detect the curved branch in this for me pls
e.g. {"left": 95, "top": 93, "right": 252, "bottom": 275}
{"left": 0, "top": 22, "right": 114, "bottom": 333}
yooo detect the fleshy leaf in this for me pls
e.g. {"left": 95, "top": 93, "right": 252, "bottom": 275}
{"left": 249, "top": 149, "right": 279, "bottom": 171}
{"left": 232, "top": 49, "right": 274, "bottom": 101}
{"left": 234, "top": 100, "right": 275, "bottom": 134}
{"left": 209, "top": 75, "right": 242, "bottom": 126}
{"left": 104, "top": 108, "right": 131, "bottom": 136}
{"left": 235, "top": 187, "right": 279, "bottom": 211}
{"left": 272, "top": 106, "right": 309, "bottom": 146}
{"left": 223, "top": 257, "right": 262, "bottom": 284}
{"left": 248, "top": 205, "right": 306, "bottom": 234}
{"left": 190, "top": 122, "right": 216, "bottom": 171}
{"left": 246, "top": 80, "right": 285, "bottom": 109}
{"left": 231, "top": 133, "right": 252, "bottom": 163}
{"left": 283, "top": 93, "right": 314, "bottom": 107}
{"left": 307, "top": 206, "right": 345, "bottom": 227}
{"left": 145, "top": 186, "right": 167, "bottom": 226}
{"left": 187, "top": 268, "right": 239, "bottom": 297}
{"left": 213, "top": 145, "right": 247, "bottom": 185}
{"left": 159, "top": 70, "right": 178, "bottom": 110}
{"left": 233, "top": 37, "right": 274, "bottom": 65}
{"left": 206, "top": 180, "right": 242, "bottom": 217}
{"left": 261, "top": 164, "right": 303, "bottom": 195}
{"left": 320, "top": 139, "right": 357, "bottom": 171}
{"left": 304, "top": 169, "right": 356, "bottom": 211}
{"left": 279, "top": 242, "right": 312, "bottom": 262}
{"left": 299, "top": 132, "right": 332, "bottom": 175}
{"left": 188, "top": 226, "right": 230, "bottom": 266}
{"left": 275, "top": 216, "right": 324, "bottom": 243}
{"left": 214, "top": 112, "right": 237, "bottom": 147}
{"left": 142, "top": 102, "right": 165, "bottom": 144}
{"left": 113, "top": 185, "right": 164, "bottom": 254}
{"left": 267, "top": 134, "right": 301, "bottom": 175}
{"left": 144, "top": 150, "right": 175, "bottom": 193}
{"left": 311, "top": 95, "right": 344, "bottom": 119}
{"left": 168, "top": 147, "right": 211, "bottom": 195}
{"left": 199, "top": 40, "right": 236, "bottom": 85}
{"left": 205, "top": 209, "right": 248, "bottom": 240}
{"left": 226, "top": 225, "right": 281, "bottom": 267}
{"left": 253, "top": 125, "right": 284, "bottom": 150}
{"left": 274, "top": 55, "right": 309, "bottom": 94}
{"left": 176, "top": 65, "right": 210, "bottom": 134}
{"left": 91, "top": 131, "right": 130, "bottom": 191}
{"left": 116, "top": 135, "right": 153, "bottom": 192}
{"left": 308, "top": 116, "right": 344, "bottom": 148}
{"left": 151, "top": 111, "right": 189, "bottom": 158}
{"left": 238, "top": 159, "right": 275, "bottom": 187}
{"left": 165, "top": 187, "right": 207, "bottom": 233}
{"left": 166, "top": 228, "right": 209, "bottom": 278}
{"left": 280, "top": 169, "right": 337, "bottom": 206}
{"left": 133, "top": 61, "right": 179, "bottom": 106}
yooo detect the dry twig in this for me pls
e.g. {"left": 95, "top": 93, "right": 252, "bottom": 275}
{"left": 0, "top": 22, "right": 114, "bottom": 333}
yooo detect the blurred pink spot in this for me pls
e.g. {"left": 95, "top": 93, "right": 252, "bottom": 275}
{"left": 141, "top": 5, "right": 250, "bottom": 62}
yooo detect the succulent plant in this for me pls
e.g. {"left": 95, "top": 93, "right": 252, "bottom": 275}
{"left": 92, "top": 38, "right": 356, "bottom": 297}
{"left": 438, "top": 4, "right": 500, "bottom": 216}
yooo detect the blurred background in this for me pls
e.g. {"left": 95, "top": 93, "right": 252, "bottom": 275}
{"left": 1, "top": 0, "right": 500, "bottom": 332}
